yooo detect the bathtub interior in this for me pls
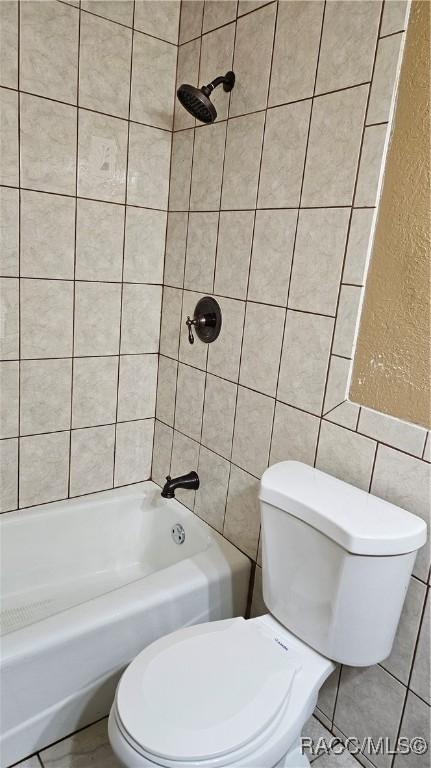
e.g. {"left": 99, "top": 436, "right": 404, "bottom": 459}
{"left": 0, "top": 483, "right": 212, "bottom": 635}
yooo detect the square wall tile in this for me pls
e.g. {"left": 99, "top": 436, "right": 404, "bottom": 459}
{"left": 323, "top": 356, "right": 355, "bottom": 421}
{"left": 410, "top": 591, "right": 430, "bottom": 704}
{"left": 358, "top": 409, "right": 427, "bottom": 457}
{"left": 232, "top": 386, "right": 274, "bottom": 477}
{"left": 81, "top": 0, "right": 134, "bottom": 26}
{"left": 335, "top": 665, "right": 405, "bottom": 768}
{"left": 0, "top": 0, "right": 18, "bottom": 89}
{"left": 0, "top": 278, "right": 19, "bottom": 360}
{"left": 302, "top": 85, "right": 369, "bottom": 207}
{"left": 332, "top": 284, "right": 362, "bottom": 358}
{"left": 269, "top": 0, "right": 324, "bottom": 106}
{"left": 152, "top": 420, "right": 173, "bottom": 487}
{"left": 131, "top": 32, "right": 177, "bottom": 130}
{"left": 203, "top": 1, "right": 236, "bottom": 33}
{"left": 381, "top": 0, "right": 408, "bottom": 35}
{"left": 21, "top": 358, "right": 72, "bottom": 435}
{"left": 120, "top": 284, "right": 162, "bottom": 354}
{"left": 70, "top": 424, "right": 115, "bottom": 496}
{"left": 0, "top": 361, "right": 19, "bottom": 438}
{"left": 169, "top": 130, "right": 194, "bottom": 211}
{"left": 184, "top": 212, "right": 218, "bottom": 293}
{"left": 20, "top": 0, "right": 79, "bottom": 103}
{"left": 118, "top": 354, "right": 158, "bottom": 422}
{"left": 74, "top": 281, "right": 121, "bottom": 356}
{"left": 174, "top": 38, "right": 200, "bottom": 131}
{"left": 160, "top": 286, "right": 182, "bottom": 359}
{"left": 250, "top": 565, "right": 266, "bottom": 618}
{"left": 179, "top": 0, "right": 204, "bottom": 44}
{"left": 224, "top": 465, "right": 260, "bottom": 558}
{"left": 239, "top": 302, "right": 285, "bottom": 397}
{"left": 248, "top": 209, "right": 297, "bottom": 307}
{"left": 114, "top": 419, "right": 154, "bottom": 486}
{"left": 367, "top": 33, "right": 403, "bottom": 125}
{"left": 164, "top": 212, "right": 188, "bottom": 287}
{"left": 214, "top": 211, "right": 254, "bottom": 300}
{"left": 270, "top": 402, "right": 320, "bottom": 466}
{"left": 170, "top": 429, "right": 199, "bottom": 509}
{"left": 371, "top": 446, "right": 430, "bottom": 581}
{"left": 174, "top": 363, "right": 205, "bottom": 441}
{"left": 79, "top": 13, "right": 132, "bottom": 119}
{"left": 134, "top": 1, "right": 180, "bottom": 44}
{"left": 207, "top": 296, "right": 245, "bottom": 382}
{"left": 78, "top": 109, "right": 128, "bottom": 203}
{"left": 222, "top": 113, "right": 265, "bottom": 210}
{"left": 199, "top": 24, "right": 235, "bottom": 123}
{"left": 316, "top": 420, "right": 376, "bottom": 491}
{"left": 76, "top": 199, "right": 124, "bottom": 282}
{"left": 289, "top": 208, "right": 350, "bottom": 316}
{"left": 156, "top": 355, "right": 178, "bottom": 426}
{"left": 258, "top": 100, "right": 311, "bottom": 208}
{"left": 0, "top": 187, "right": 19, "bottom": 276}
{"left": 124, "top": 207, "right": 166, "bottom": 284}
{"left": 20, "top": 432, "right": 69, "bottom": 507}
{"left": 195, "top": 447, "right": 230, "bottom": 532}
{"left": 230, "top": 3, "right": 276, "bottom": 117}
{"left": 343, "top": 209, "right": 374, "bottom": 285}
{"left": 201, "top": 373, "right": 237, "bottom": 460}
{"left": 395, "top": 691, "right": 430, "bottom": 768}
{"left": 72, "top": 356, "right": 118, "bottom": 428}
{"left": 127, "top": 123, "right": 171, "bottom": 209}
{"left": 0, "top": 88, "right": 18, "bottom": 186}
{"left": 315, "top": 0, "right": 381, "bottom": 94}
{"left": 381, "top": 576, "right": 426, "bottom": 685}
{"left": 21, "top": 279, "right": 74, "bottom": 359}
{"left": 0, "top": 438, "right": 18, "bottom": 512}
{"left": 355, "top": 123, "right": 387, "bottom": 207}
{"left": 190, "top": 122, "right": 226, "bottom": 211}
{"left": 277, "top": 310, "right": 333, "bottom": 415}
{"left": 21, "top": 190, "right": 75, "bottom": 279}
{"left": 21, "top": 94, "right": 76, "bottom": 195}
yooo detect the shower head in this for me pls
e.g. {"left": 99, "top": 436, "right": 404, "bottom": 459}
{"left": 176, "top": 71, "right": 235, "bottom": 124}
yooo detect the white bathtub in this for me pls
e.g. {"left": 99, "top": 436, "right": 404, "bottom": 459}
{"left": 0, "top": 482, "right": 251, "bottom": 767}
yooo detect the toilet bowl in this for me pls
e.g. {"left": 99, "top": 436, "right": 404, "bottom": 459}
{"left": 109, "top": 462, "right": 427, "bottom": 768}
{"left": 108, "top": 614, "right": 334, "bottom": 768}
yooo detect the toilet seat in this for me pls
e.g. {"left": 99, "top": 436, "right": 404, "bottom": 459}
{"left": 115, "top": 617, "right": 302, "bottom": 766}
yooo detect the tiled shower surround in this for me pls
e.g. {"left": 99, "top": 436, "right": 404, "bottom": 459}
{"left": 0, "top": 0, "right": 178, "bottom": 508}
{"left": 0, "top": 0, "right": 429, "bottom": 766}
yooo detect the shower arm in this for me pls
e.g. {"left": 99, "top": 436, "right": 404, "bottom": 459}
{"left": 203, "top": 72, "right": 235, "bottom": 95}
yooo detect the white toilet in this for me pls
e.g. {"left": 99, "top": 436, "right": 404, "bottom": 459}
{"left": 108, "top": 461, "right": 427, "bottom": 768}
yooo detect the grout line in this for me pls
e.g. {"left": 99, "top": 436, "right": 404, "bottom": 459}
{"left": 16, "top": 0, "right": 21, "bottom": 511}
{"left": 67, "top": 2, "right": 82, "bottom": 499}
{"left": 112, "top": 0, "right": 136, "bottom": 490}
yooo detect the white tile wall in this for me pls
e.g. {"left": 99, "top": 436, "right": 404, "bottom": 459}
{"left": 1, "top": 0, "right": 177, "bottom": 515}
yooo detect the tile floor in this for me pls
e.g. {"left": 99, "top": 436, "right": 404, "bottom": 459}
{"left": 13, "top": 715, "right": 363, "bottom": 767}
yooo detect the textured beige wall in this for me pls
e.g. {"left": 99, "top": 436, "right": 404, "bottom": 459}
{"left": 350, "top": 0, "right": 431, "bottom": 428}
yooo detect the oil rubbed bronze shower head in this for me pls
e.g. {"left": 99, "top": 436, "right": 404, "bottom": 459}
{"left": 176, "top": 71, "right": 235, "bottom": 124}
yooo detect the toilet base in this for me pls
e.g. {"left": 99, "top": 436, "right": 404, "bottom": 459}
{"left": 109, "top": 706, "right": 311, "bottom": 768}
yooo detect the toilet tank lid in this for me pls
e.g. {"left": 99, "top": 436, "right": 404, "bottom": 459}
{"left": 260, "top": 462, "right": 427, "bottom": 556}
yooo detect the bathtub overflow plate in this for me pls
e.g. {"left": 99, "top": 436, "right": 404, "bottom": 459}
{"left": 172, "top": 523, "right": 185, "bottom": 545}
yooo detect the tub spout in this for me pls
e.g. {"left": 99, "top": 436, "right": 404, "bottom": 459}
{"left": 161, "top": 471, "right": 200, "bottom": 498}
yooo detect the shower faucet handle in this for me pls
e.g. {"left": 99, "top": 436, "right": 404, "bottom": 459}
{"left": 186, "top": 316, "right": 196, "bottom": 344}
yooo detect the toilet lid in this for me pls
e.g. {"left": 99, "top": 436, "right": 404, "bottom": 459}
{"left": 116, "top": 618, "right": 299, "bottom": 762}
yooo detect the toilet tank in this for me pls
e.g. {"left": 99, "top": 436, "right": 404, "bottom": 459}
{"left": 260, "top": 462, "right": 427, "bottom": 667}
